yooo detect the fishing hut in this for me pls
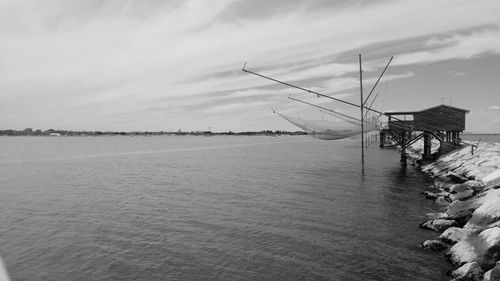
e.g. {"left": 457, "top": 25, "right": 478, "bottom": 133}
{"left": 380, "top": 104, "right": 469, "bottom": 166}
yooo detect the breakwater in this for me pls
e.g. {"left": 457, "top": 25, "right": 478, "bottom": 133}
{"left": 417, "top": 142, "right": 500, "bottom": 280}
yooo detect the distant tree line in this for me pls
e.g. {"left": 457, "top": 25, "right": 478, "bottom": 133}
{"left": 0, "top": 128, "right": 306, "bottom": 137}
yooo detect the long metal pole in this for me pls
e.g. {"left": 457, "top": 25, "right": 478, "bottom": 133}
{"left": 242, "top": 65, "right": 387, "bottom": 117}
{"left": 359, "top": 54, "right": 365, "bottom": 175}
{"left": 363, "top": 56, "right": 393, "bottom": 106}
{"left": 242, "top": 66, "right": 360, "bottom": 108}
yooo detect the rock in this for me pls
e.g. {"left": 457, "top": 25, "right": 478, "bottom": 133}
{"left": 426, "top": 212, "right": 449, "bottom": 220}
{"left": 450, "top": 262, "right": 483, "bottom": 281}
{"left": 436, "top": 196, "right": 451, "bottom": 205}
{"left": 447, "top": 227, "right": 500, "bottom": 267}
{"left": 480, "top": 244, "right": 500, "bottom": 272}
{"left": 422, "top": 239, "right": 448, "bottom": 251}
{"left": 448, "top": 172, "right": 469, "bottom": 183}
{"left": 478, "top": 167, "right": 499, "bottom": 182}
{"left": 439, "top": 227, "right": 470, "bottom": 244}
{"left": 420, "top": 219, "right": 457, "bottom": 232}
{"left": 436, "top": 181, "right": 454, "bottom": 191}
{"left": 451, "top": 183, "right": 471, "bottom": 193}
{"left": 464, "top": 180, "right": 486, "bottom": 193}
{"left": 424, "top": 191, "right": 438, "bottom": 199}
{"left": 447, "top": 203, "right": 474, "bottom": 221}
{"left": 446, "top": 189, "right": 500, "bottom": 219}
{"left": 463, "top": 196, "right": 500, "bottom": 233}
{"left": 483, "top": 261, "right": 500, "bottom": 281}
{"left": 450, "top": 190, "right": 474, "bottom": 201}
{"left": 483, "top": 170, "right": 500, "bottom": 186}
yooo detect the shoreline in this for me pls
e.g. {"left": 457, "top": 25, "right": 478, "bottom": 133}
{"left": 415, "top": 142, "right": 500, "bottom": 280}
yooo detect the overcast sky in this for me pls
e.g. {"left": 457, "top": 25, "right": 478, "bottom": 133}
{"left": 1, "top": 0, "right": 499, "bottom": 133}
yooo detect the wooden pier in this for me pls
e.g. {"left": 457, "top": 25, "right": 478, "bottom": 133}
{"left": 379, "top": 104, "right": 469, "bottom": 166}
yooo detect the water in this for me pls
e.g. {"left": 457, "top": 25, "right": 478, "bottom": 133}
{"left": 462, "top": 133, "right": 500, "bottom": 143}
{"left": 0, "top": 136, "right": 452, "bottom": 280}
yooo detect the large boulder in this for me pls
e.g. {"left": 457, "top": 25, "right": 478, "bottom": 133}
{"left": 450, "top": 262, "right": 483, "bottom": 281}
{"left": 447, "top": 200, "right": 479, "bottom": 221}
{"left": 464, "top": 180, "right": 486, "bottom": 193}
{"left": 451, "top": 183, "right": 472, "bottom": 193}
{"left": 447, "top": 189, "right": 500, "bottom": 220}
{"left": 420, "top": 219, "right": 457, "bottom": 232}
{"left": 483, "top": 261, "right": 500, "bottom": 281}
{"left": 447, "top": 227, "right": 500, "bottom": 267}
{"left": 450, "top": 190, "right": 475, "bottom": 202}
{"left": 464, "top": 196, "right": 500, "bottom": 233}
{"left": 439, "top": 227, "right": 470, "bottom": 244}
{"left": 448, "top": 172, "right": 469, "bottom": 183}
{"left": 483, "top": 170, "right": 500, "bottom": 187}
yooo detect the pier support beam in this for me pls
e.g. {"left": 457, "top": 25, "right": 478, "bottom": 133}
{"left": 423, "top": 131, "right": 432, "bottom": 160}
{"left": 400, "top": 132, "right": 407, "bottom": 166}
{"left": 379, "top": 131, "right": 385, "bottom": 148}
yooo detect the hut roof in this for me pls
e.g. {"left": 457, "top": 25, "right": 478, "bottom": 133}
{"left": 385, "top": 104, "right": 469, "bottom": 116}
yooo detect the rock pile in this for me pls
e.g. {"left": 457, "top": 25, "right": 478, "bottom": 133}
{"left": 418, "top": 142, "right": 500, "bottom": 281}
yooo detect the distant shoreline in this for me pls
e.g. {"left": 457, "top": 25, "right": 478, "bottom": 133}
{"left": 0, "top": 129, "right": 307, "bottom": 137}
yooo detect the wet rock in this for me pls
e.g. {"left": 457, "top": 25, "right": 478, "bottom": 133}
{"left": 424, "top": 191, "right": 438, "bottom": 199}
{"left": 447, "top": 227, "right": 500, "bottom": 267}
{"left": 483, "top": 261, "right": 500, "bottom": 281}
{"left": 447, "top": 172, "right": 469, "bottom": 184}
{"left": 420, "top": 219, "right": 457, "bottom": 232}
{"left": 439, "top": 227, "right": 470, "bottom": 244}
{"left": 426, "top": 212, "right": 449, "bottom": 220}
{"left": 450, "top": 262, "right": 483, "bottom": 281}
{"left": 436, "top": 196, "right": 451, "bottom": 205}
{"left": 422, "top": 239, "right": 448, "bottom": 251}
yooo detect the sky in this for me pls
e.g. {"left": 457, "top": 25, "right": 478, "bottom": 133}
{"left": 1, "top": 0, "right": 500, "bottom": 133}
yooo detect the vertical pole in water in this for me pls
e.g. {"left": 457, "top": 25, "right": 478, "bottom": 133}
{"left": 359, "top": 54, "right": 365, "bottom": 175}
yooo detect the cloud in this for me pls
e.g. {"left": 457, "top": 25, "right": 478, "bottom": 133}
{"left": 489, "top": 105, "right": 500, "bottom": 110}
{"left": 395, "top": 29, "right": 500, "bottom": 66}
{"left": 0, "top": 0, "right": 499, "bottom": 131}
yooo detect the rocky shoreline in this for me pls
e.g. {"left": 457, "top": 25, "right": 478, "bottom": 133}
{"left": 415, "top": 142, "right": 500, "bottom": 281}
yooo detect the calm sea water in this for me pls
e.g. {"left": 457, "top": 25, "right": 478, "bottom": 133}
{"left": 0, "top": 136, "right": 452, "bottom": 281}
{"left": 462, "top": 134, "right": 500, "bottom": 143}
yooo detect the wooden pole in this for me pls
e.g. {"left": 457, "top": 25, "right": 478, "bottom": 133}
{"left": 359, "top": 54, "right": 365, "bottom": 175}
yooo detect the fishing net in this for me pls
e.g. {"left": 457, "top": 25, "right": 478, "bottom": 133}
{"left": 278, "top": 113, "right": 378, "bottom": 140}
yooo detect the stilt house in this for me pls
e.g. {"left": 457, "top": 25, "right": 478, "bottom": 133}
{"left": 381, "top": 104, "right": 469, "bottom": 165}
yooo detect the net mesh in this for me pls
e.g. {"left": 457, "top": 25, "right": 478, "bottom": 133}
{"left": 278, "top": 113, "right": 378, "bottom": 140}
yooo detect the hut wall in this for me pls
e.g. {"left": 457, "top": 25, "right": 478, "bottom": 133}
{"left": 413, "top": 107, "right": 466, "bottom": 131}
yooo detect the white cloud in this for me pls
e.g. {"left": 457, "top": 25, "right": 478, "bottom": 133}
{"left": 0, "top": 0, "right": 499, "bottom": 131}
{"left": 396, "top": 29, "right": 500, "bottom": 66}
